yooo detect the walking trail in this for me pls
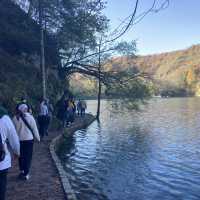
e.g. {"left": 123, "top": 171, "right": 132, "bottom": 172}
{"left": 6, "top": 114, "right": 95, "bottom": 200}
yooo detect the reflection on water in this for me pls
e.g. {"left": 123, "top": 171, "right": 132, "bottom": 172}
{"left": 59, "top": 98, "right": 200, "bottom": 200}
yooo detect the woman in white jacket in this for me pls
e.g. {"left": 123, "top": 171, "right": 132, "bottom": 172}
{"left": 13, "top": 104, "right": 40, "bottom": 180}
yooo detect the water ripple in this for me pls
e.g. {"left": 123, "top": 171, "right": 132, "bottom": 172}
{"left": 60, "top": 98, "right": 200, "bottom": 200}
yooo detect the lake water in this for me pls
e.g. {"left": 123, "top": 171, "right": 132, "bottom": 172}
{"left": 59, "top": 98, "right": 200, "bottom": 200}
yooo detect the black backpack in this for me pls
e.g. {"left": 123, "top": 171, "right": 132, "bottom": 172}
{"left": 0, "top": 133, "right": 5, "bottom": 162}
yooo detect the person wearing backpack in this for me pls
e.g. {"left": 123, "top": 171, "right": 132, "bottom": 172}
{"left": 0, "top": 106, "right": 20, "bottom": 200}
{"left": 13, "top": 104, "right": 40, "bottom": 180}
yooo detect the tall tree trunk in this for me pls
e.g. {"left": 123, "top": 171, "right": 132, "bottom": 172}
{"left": 96, "top": 40, "right": 102, "bottom": 120}
{"left": 39, "top": 0, "right": 46, "bottom": 99}
{"left": 28, "top": 0, "right": 33, "bottom": 16}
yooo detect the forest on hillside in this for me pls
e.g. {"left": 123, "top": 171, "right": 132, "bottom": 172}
{"left": 71, "top": 44, "right": 200, "bottom": 98}
{"left": 132, "top": 44, "right": 200, "bottom": 97}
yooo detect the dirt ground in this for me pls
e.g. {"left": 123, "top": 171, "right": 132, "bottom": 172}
{"left": 7, "top": 128, "right": 66, "bottom": 200}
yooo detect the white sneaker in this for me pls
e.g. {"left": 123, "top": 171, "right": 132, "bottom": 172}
{"left": 24, "top": 174, "right": 30, "bottom": 180}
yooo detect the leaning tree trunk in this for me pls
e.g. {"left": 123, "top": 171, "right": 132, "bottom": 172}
{"left": 39, "top": 0, "right": 46, "bottom": 99}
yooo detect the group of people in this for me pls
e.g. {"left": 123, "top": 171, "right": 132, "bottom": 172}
{"left": 0, "top": 97, "right": 53, "bottom": 200}
{"left": 0, "top": 96, "right": 87, "bottom": 200}
{"left": 57, "top": 98, "right": 87, "bottom": 127}
{"left": 77, "top": 99, "right": 87, "bottom": 116}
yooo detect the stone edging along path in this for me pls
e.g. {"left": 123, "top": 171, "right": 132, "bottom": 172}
{"left": 7, "top": 114, "right": 95, "bottom": 200}
{"left": 50, "top": 114, "right": 96, "bottom": 200}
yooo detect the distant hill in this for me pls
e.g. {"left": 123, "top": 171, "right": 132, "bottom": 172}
{"left": 70, "top": 44, "right": 200, "bottom": 97}
{"left": 123, "top": 45, "right": 200, "bottom": 96}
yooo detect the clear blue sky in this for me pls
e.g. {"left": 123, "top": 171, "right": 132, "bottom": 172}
{"left": 104, "top": 0, "right": 200, "bottom": 55}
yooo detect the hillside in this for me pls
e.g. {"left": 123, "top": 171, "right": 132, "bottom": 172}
{"left": 135, "top": 45, "right": 200, "bottom": 96}
{"left": 0, "top": 0, "right": 62, "bottom": 112}
{"left": 70, "top": 44, "right": 200, "bottom": 97}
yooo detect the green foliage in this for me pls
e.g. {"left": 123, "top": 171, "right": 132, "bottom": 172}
{"left": 0, "top": 1, "right": 63, "bottom": 113}
{"left": 0, "top": 0, "right": 39, "bottom": 55}
{"left": 0, "top": 49, "right": 63, "bottom": 113}
{"left": 105, "top": 78, "right": 153, "bottom": 99}
{"left": 0, "top": 0, "right": 57, "bottom": 64}
{"left": 58, "top": 0, "right": 108, "bottom": 47}
{"left": 69, "top": 74, "right": 98, "bottom": 98}
{"left": 115, "top": 40, "right": 137, "bottom": 57}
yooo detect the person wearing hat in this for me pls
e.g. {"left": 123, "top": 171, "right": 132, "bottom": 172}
{"left": 0, "top": 106, "right": 20, "bottom": 200}
{"left": 13, "top": 104, "right": 40, "bottom": 180}
{"left": 16, "top": 97, "right": 32, "bottom": 115}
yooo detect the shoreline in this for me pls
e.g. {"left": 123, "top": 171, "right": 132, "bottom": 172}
{"left": 7, "top": 114, "right": 96, "bottom": 200}
{"left": 50, "top": 114, "right": 96, "bottom": 200}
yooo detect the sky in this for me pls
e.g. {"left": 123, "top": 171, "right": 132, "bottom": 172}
{"left": 104, "top": 0, "right": 200, "bottom": 55}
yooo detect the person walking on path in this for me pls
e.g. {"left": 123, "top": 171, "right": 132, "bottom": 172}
{"left": 37, "top": 99, "right": 49, "bottom": 139}
{"left": 16, "top": 97, "right": 32, "bottom": 114}
{"left": 68, "top": 99, "right": 75, "bottom": 124}
{"left": 13, "top": 104, "right": 40, "bottom": 180}
{"left": 80, "top": 100, "right": 87, "bottom": 116}
{"left": 0, "top": 106, "right": 20, "bottom": 200}
{"left": 77, "top": 100, "right": 82, "bottom": 116}
{"left": 63, "top": 99, "right": 70, "bottom": 127}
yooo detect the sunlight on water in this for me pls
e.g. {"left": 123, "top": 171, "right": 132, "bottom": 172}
{"left": 59, "top": 98, "right": 200, "bottom": 200}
